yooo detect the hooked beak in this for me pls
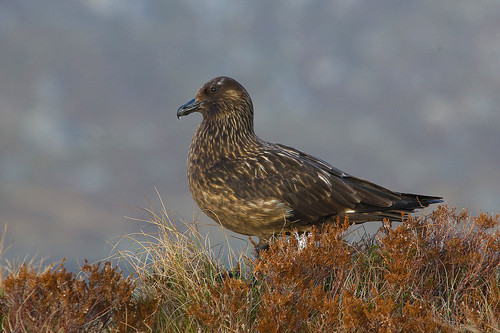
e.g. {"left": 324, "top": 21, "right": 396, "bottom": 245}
{"left": 177, "top": 98, "right": 203, "bottom": 119}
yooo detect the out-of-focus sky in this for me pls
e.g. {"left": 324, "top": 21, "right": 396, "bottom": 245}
{"left": 1, "top": 1, "right": 499, "bottom": 271}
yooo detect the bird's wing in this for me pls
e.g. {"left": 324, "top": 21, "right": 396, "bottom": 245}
{"left": 271, "top": 143, "right": 403, "bottom": 212}
{"left": 205, "top": 142, "right": 403, "bottom": 223}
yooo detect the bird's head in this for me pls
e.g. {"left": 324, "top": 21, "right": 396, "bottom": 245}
{"left": 177, "top": 77, "right": 254, "bottom": 121}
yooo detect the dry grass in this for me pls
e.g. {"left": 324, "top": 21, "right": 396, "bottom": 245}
{"left": 0, "top": 204, "right": 498, "bottom": 332}
{"left": 112, "top": 195, "right": 251, "bottom": 332}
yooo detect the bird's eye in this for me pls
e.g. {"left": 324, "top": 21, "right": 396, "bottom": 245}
{"left": 210, "top": 86, "right": 217, "bottom": 93}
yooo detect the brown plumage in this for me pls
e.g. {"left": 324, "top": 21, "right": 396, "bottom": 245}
{"left": 177, "top": 76, "right": 443, "bottom": 249}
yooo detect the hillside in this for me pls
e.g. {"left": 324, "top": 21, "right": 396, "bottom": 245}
{"left": 0, "top": 205, "right": 498, "bottom": 332}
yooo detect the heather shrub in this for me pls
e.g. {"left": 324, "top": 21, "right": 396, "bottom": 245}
{"left": 0, "top": 206, "right": 498, "bottom": 332}
{"left": 0, "top": 260, "right": 156, "bottom": 332}
{"left": 187, "top": 207, "right": 500, "bottom": 332}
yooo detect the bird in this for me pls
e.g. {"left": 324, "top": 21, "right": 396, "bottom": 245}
{"left": 177, "top": 76, "right": 443, "bottom": 251}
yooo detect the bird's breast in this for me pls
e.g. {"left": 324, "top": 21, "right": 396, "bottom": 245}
{"left": 186, "top": 154, "right": 294, "bottom": 237}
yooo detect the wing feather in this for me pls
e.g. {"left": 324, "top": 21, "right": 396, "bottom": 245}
{"left": 202, "top": 142, "right": 438, "bottom": 225}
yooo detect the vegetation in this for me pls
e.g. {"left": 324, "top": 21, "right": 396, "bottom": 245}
{"left": 0, "top": 205, "right": 499, "bottom": 332}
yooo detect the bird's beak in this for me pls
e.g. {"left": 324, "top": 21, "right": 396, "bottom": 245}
{"left": 177, "top": 98, "right": 203, "bottom": 119}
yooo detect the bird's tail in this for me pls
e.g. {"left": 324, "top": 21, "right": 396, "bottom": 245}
{"left": 393, "top": 193, "right": 444, "bottom": 211}
{"left": 344, "top": 192, "right": 444, "bottom": 223}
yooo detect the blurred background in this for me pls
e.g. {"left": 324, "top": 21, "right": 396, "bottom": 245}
{"left": 1, "top": 1, "right": 499, "bottom": 272}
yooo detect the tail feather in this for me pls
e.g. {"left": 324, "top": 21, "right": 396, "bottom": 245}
{"left": 344, "top": 193, "right": 444, "bottom": 223}
{"left": 395, "top": 193, "right": 444, "bottom": 210}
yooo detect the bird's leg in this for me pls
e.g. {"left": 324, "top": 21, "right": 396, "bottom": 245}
{"left": 254, "top": 238, "right": 270, "bottom": 259}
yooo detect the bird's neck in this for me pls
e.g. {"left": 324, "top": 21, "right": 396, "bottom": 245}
{"left": 189, "top": 114, "right": 260, "bottom": 165}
